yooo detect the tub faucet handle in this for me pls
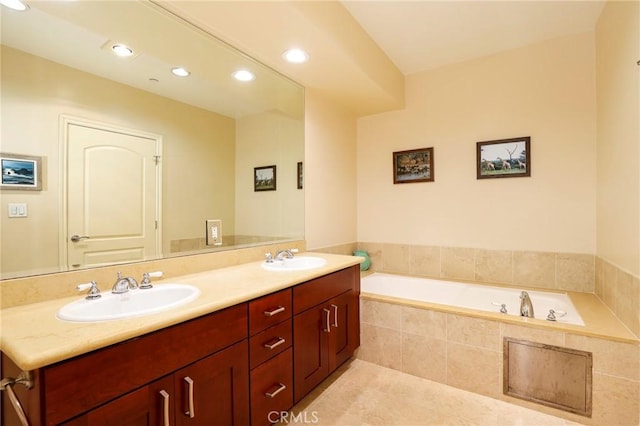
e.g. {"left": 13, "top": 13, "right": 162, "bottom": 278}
{"left": 491, "top": 302, "right": 508, "bottom": 314}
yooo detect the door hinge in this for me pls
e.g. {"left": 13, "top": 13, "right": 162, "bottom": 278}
{"left": 153, "top": 155, "right": 161, "bottom": 165}
{"left": 155, "top": 220, "right": 158, "bottom": 230}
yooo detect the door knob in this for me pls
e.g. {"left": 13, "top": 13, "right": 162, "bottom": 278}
{"left": 70, "top": 235, "right": 90, "bottom": 242}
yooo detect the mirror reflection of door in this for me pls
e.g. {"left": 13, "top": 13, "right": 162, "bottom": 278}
{"left": 64, "top": 118, "right": 161, "bottom": 269}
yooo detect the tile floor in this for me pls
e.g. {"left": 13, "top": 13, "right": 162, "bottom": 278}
{"left": 281, "top": 359, "right": 584, "bottom": 426}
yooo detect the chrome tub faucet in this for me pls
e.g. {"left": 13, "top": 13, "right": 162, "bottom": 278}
{"left": 519, "top": 291, "right": 534, "bottom": 318}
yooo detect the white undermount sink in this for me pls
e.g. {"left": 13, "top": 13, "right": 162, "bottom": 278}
{"left": 261, "top": 256, "right": 327, "bottom": 272}
{"left": 56, "top": 284, "right": 200, "bottom": 322}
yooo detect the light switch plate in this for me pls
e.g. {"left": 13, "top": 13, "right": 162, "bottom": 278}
{"left": 8, "top": 203, "right": 28, "bottom": 218}
{"left": 205, "top": 219, "right": 222, "bottom": 246}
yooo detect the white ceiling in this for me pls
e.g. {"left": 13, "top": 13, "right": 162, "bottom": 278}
{"left": 342, "top": 0, "right": 606, "bottom": 75}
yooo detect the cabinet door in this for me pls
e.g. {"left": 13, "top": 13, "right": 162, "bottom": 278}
{"left": 327, "top": 290, "right": 357, "bottom": 370}
{"left": 62, "top": 376, "right": 174, "bottom": 426}
{"left": 293, "top": 306, "right": 330, "bottom": 403}
{"left": 174, "top": 340, "right": 249, "bottom": 426}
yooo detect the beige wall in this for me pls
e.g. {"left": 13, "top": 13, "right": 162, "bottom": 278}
{"left": 595, "top": 0, "right": 640, "bottom": 277}
{"left": 0, "top": 46, "right": 235, "bottom": 276}
{"left": 235, "top": 111, "right": 304, "bottom": 239}
{"left": 304, "top": 89, "right": 358, "bottom": 250}
{"left": 357, "top": 32, "right": 597, "bottom": 254}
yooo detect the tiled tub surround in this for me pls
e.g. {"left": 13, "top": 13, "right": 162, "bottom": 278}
{"left": 355, "top": 242, "right": 639, "bottom": 337}
{"left": 595, "top": 256, "right": 640, "bottom": 337}
{"left": 358, "top": 292, "right": 639, "bottom": 425}
{"left": 357, "top": 243, "right": 597, "bottom": 293}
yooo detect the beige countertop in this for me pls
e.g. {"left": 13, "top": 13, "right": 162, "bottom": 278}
{"left": 0, "top": 253, "right": 361, "bottom": 371}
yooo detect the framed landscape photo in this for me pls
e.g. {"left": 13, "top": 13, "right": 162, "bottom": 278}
{"left": 254, "top": 165, "right": 276, "bottom": 191}
{"left": 1, "top": 153, "right": 42, "bottom": 190}
{"left": 477, "top": 137, "right": 530, "bottom": 179}
{"left": 393, "top": 147, "right": 434, "bottom": 184}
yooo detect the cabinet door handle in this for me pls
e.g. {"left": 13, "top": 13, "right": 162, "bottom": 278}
{"left": 184, "top": 376, "right": 195, "bottom": 419}
{"left": 264, "top": 337, "right": 286, "bottom": 350}
{"left": 264, "top": 306, "right": 285, "bottom": 317}
{"left": 265, "top": 383, "right": 287, "bottom": 398}
{"left": 322, "top": 308, "right": 331, "bottom": 333}
{"left": 331, "top": 304, "right": 339, "bottom": 327}
{"left": 159, "top": 390, "right": 170, "bottom": 426}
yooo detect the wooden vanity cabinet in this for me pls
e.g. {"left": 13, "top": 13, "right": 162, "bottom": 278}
{"left": 292, "top": 265, "right": 360, "bottom": 403}
{"left": 3, "top": 304, "right": 249, "bottom": 426}
{"left": 1, "top": 263, "right": 361, "bottom": 426}
{"left": 248, "top": 289, "right": 293, "bottom": 425}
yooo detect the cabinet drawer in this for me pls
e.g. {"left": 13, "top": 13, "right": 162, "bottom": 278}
{"left": 293, "top": 266, "right": 357, "bottom": 314}
{"left": 249, "top": 289, "right": 292, "bottom": 335}
{"left": 249, "top": 319, "right": 292, "bottom": 369}
{"left": 250, "top": 348, "right": 293, "bottom": 426}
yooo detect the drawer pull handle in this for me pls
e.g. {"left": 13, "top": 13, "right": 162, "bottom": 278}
{"left": 331, "top": 304, "right": 339, "bottom": 327}
{"left": 159, "top": 390, "right": 170, "bottom": 426}
{"left": 264, "top": 337, "right": 286, "bottom": 350}
{"left": 265, "top": 383, "right": 287, "bottom": 398}
{"left": 184, "top": 376, "right": 195, "bottom": 418}
{"left": 264, "top": 306, "right": 286, "bottom": 317}
{"left": 323, "top": 308, "right": 331, "bottom": 333}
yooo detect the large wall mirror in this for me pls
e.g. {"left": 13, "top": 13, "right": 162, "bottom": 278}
{"left": 0, "top": 1, "right": 305, "bottom": 280}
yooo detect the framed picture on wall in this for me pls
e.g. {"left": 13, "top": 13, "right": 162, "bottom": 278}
{"left": 393, "top": 147, "right": 434, "bottom": 184}
{"left": 254, "top": 165, "right": 277, "bottom": 191}
{"left": 477, "top": 137, "right": 530, "bottom": 179}
{"left": 1, "top": 153, "right": 43, "bottom": 191}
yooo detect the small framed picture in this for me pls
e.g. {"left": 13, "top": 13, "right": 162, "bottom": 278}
{"left": 254, "top": 165, "right": 277, "bottom": 191}
{"left": 477, "top": 137, "right": 530, "bottom": 179}
{"left": 1, "top": 153, "right": 43, "bottom": 191}
{"left": 297, "top": 162, "right": 303, "bottom": 189}
{"left": 393, "top": 147, "right": 434, "bottom": 184}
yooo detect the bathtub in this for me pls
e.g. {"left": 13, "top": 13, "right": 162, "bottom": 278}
{"left": 361, "top": 273, "right": 584, "bottom": 326}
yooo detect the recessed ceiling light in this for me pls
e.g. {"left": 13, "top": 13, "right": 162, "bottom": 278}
{"left": 232, "top": 69, "right": 255, "bottom": 82}
{"left": 282, "top": 48, "right": 309, "bottom": 64}
{"left": 171, "top": 67, "right": 191, "bottom": 77}
{"left": 0, "top": 0, "right": 29, "bottom": 11}
{"left": 111, "top": 44, "right": 134, "bottom": 57}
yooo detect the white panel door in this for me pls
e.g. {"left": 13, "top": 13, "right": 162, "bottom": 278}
{"left": 67, "top": 123, "right": 160, "bottom": 269}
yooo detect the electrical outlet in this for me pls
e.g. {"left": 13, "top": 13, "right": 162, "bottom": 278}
{"left": 206, "top": 219, "right": 222, "bottom": 246}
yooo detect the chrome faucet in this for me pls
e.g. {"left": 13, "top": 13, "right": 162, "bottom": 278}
{"left": 274, "top": 248, "right": 298, "bottom": 261}
{"left": 519, "top": 291, "right": 534, "bottom": 318}
{"left": 112, "top": 272, "right": 138, "bottom": 294}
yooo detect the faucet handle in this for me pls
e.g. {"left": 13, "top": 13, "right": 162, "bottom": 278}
{"left": 140, "top": 271, "right": 163, "bottom": 289}
{"left": 76, "top": 281, "right": 101, "bottom": 300}
{"left": 265, "top": 252, "right": 274, "bottom": 263}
